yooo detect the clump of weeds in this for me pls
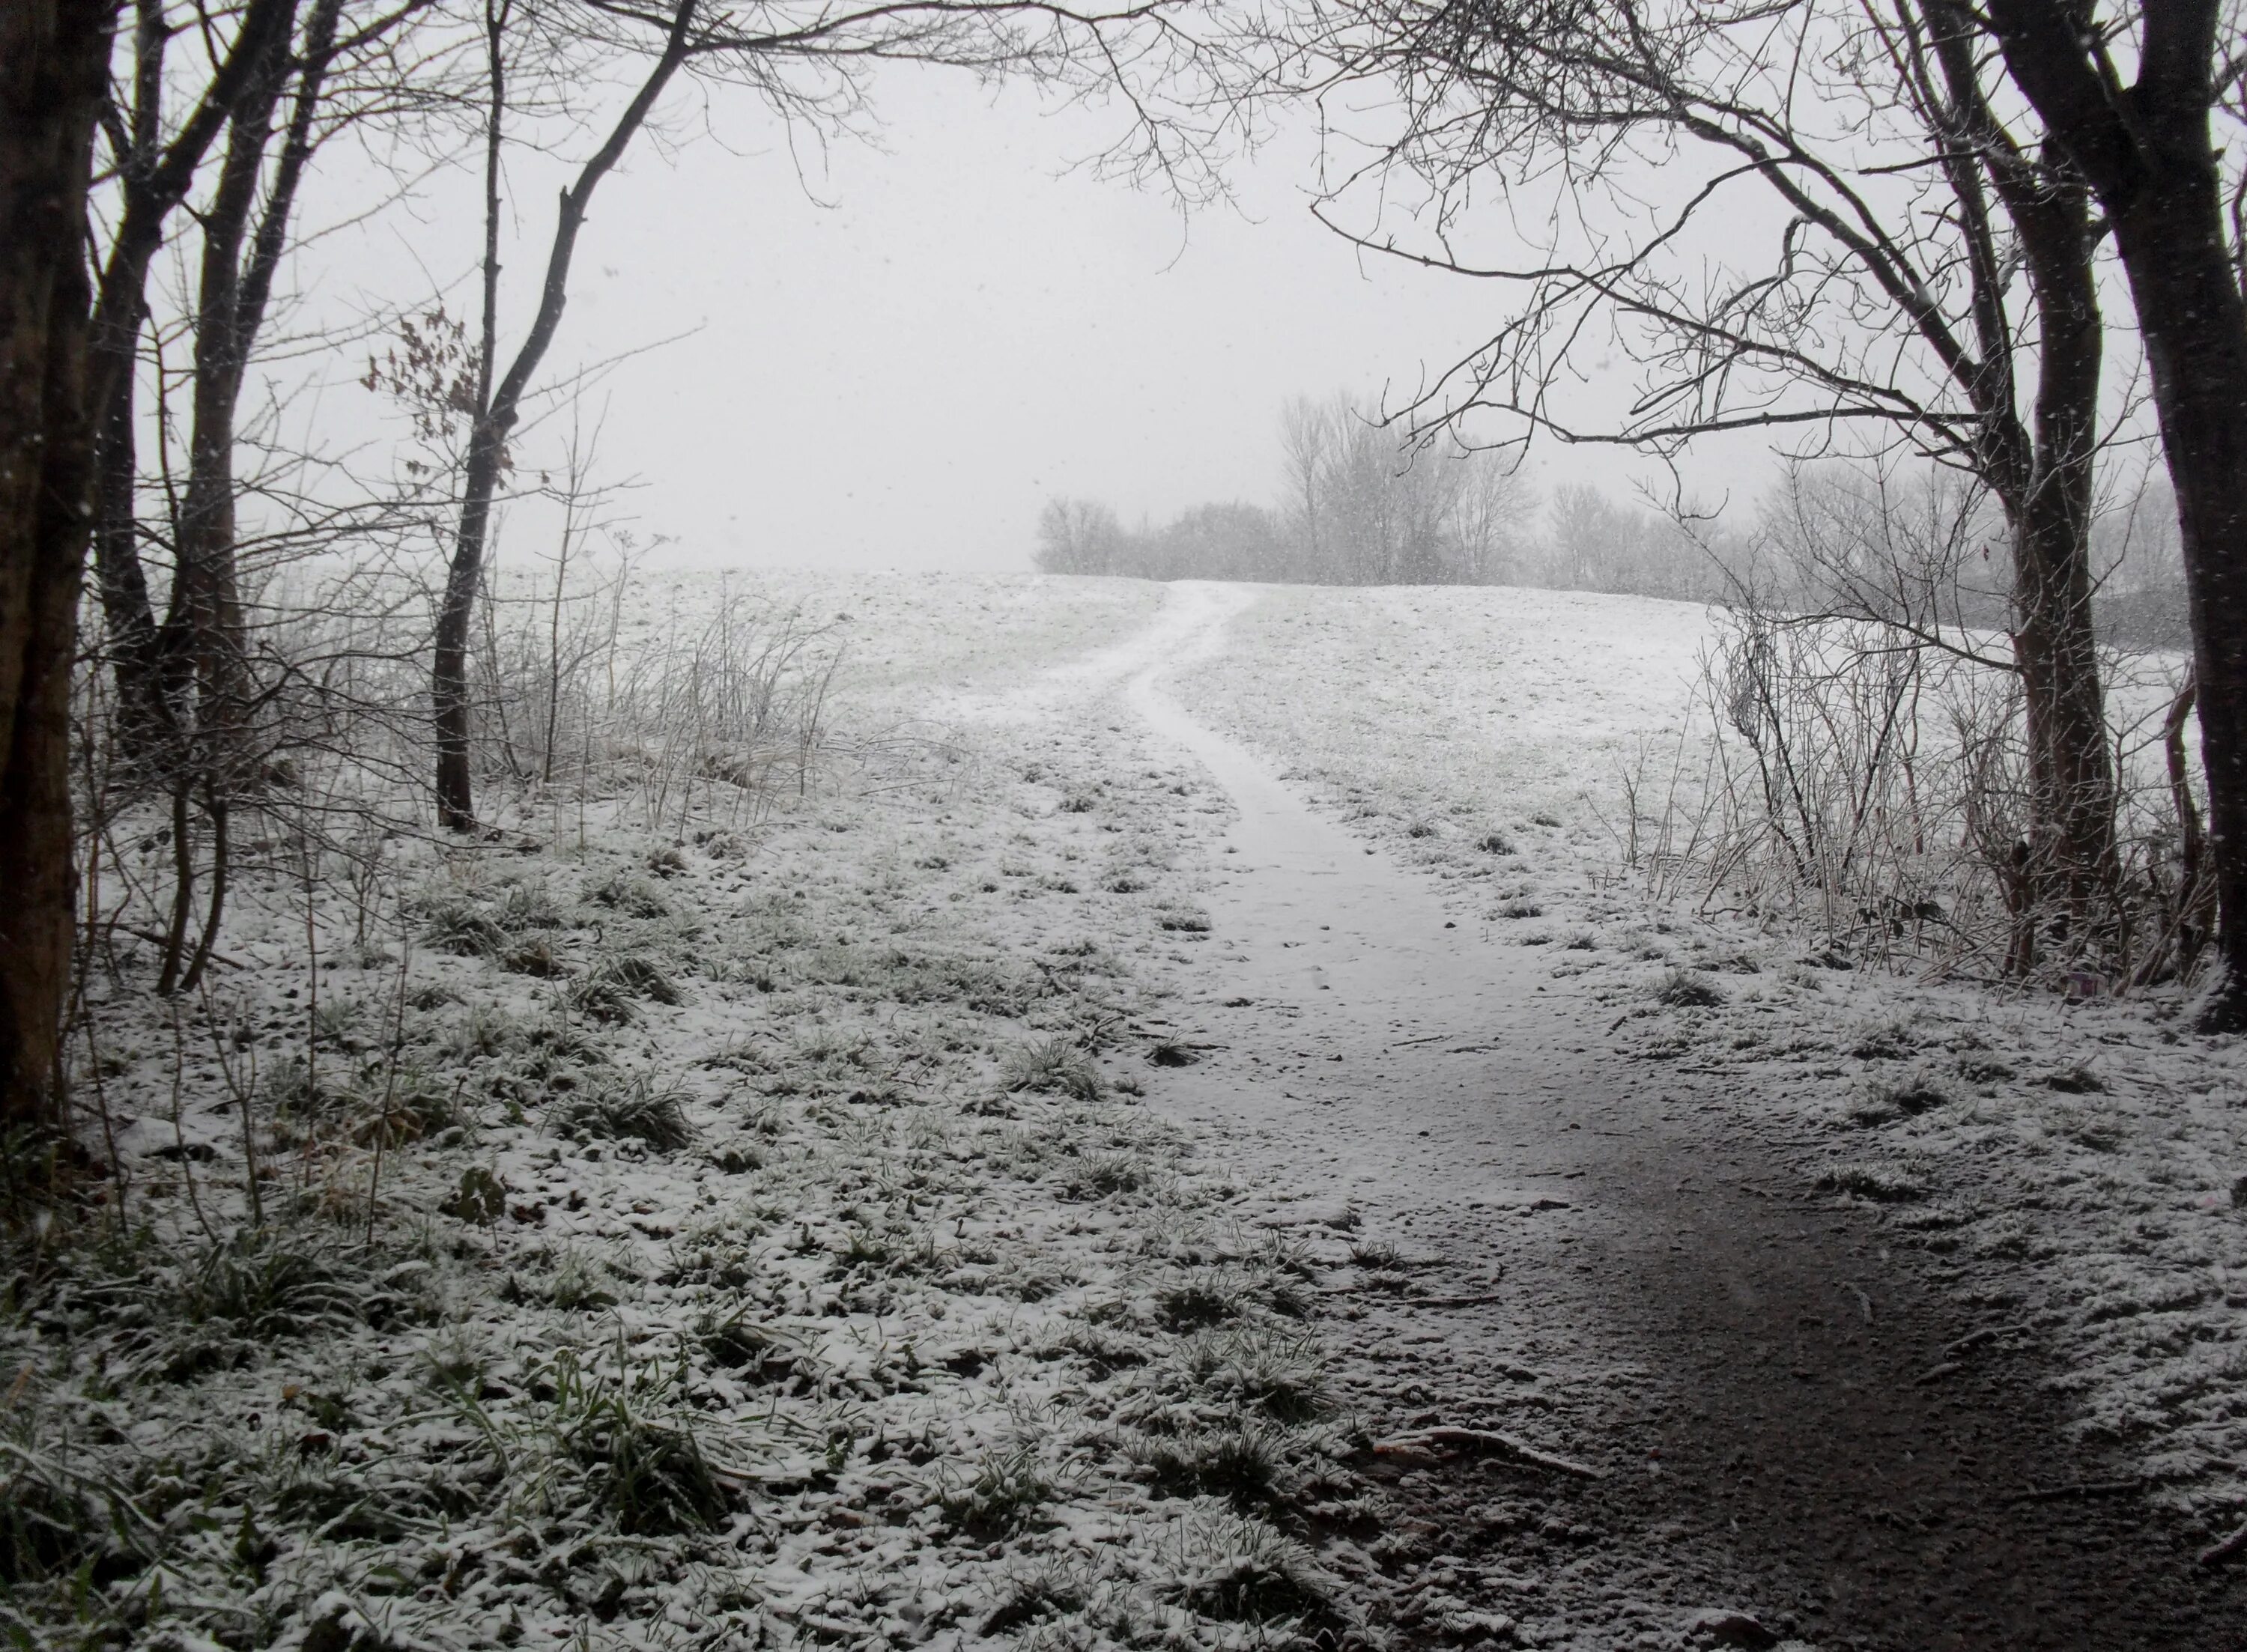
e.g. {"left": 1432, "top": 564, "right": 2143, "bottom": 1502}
{"left": 548, "top": 1075, "right": 696, "bottom": 1151}
{"left": 1001, "top": 1038, "right": 1103, "bottom": 1102}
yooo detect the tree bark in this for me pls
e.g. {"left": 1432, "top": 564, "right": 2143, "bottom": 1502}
{"left": 162, "top": 28, "right": 291, "bottom": 795}
{"left": 1982, "top": 0, "right": 2247, "bottom": 1025}
{"left": 0, "top": 0, "right": 118, "bottom": 1137}
{"left": 1911, "top": 1, "right": 2120, "bottom": 956}
{"left": 92, "top": 294, "right": 170, "bottom": 761}
{"left": 91, "top": 0, "right": 171, "bottom": 759}
{"left": 2004, "top": 162, "right": 2118, "bottom": 951}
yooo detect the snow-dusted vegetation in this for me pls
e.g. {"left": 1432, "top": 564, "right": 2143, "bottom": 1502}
{"left": 15, "top": 566, "right": 2247, "bottom": 1650}
{"left": 13, "top": 0, "right": 2247, "bottom": 1643}
{"left": 9, "top": 576, "right": 1395, "bottom": 1650}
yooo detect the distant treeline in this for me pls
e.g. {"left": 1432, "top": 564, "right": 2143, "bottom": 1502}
{"left": 1035, "top": 394, "right": 2193, "bottom": 647}
{"left": 1036, "top": 393, "right": 1730, "bottom": 599}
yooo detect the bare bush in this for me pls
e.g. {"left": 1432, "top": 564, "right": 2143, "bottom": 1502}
{"left": 1615, "top": 595, "right": 2204, "bottom": 993}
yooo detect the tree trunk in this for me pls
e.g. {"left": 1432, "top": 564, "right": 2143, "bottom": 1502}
{"left": 91, "top": 298, "right": 172, "bottom": 762}
{"left": 2117, "top": 189, "right": 2247, "bottom": 1024}
{"left": 1982, "top": 0, "right": 2247, "bottom": 1026}
{"left": 0, "top": 0, "right": 117, "bottom": 1138}
{"left": 79, "top": 0, "right": 299, "bottom": 741}
{"left": 90, "top": 0, "right": 170, "bottom": 762}
{"left": 1919, "top": 2, "right": 2122, "bottom": 966}
{"left": 162, "top": 40, "right": 289, "bottom": 798}
{"left": 434, "top": 429, "right": 506, "bottom": 830}
{"left": 2007, "top": 160, "right": 2118, "bottom": 956}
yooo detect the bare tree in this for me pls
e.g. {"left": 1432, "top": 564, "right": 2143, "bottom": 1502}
{"left": 88, "top": 0, "right": 437, "bottom": 995}
{"left": 1975, "top": 0, "right": 2247, "bottom": 1027}
{"left": 1280, "top": 391, "right": 1527, "bottom": 583}
{"left": 1283, "top": 0, "right": 2128, "bottom": 968}
{"left": 423, "top": 0, "right": 1228, "bottom": 831}
{"left": 85, "top": 0, "right": 306, "bottom": 703}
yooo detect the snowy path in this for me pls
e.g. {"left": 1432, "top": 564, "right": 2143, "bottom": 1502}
{"left": 1115, "top": 585, "right": 2225, "bottom": 1652}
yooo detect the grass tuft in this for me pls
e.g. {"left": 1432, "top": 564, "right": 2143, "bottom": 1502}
{"left": 938, "top": 1445, "right": 1053, "bottom": 1536}
{"left": 1001, "top": 1038, "right": 1104, "bottom": 1102}
{"left": 1655, "top": 967, "right": 1723, "bottom": 1008}
{"left": 549, "top": 1075, "right": 696, "bottom": 1150}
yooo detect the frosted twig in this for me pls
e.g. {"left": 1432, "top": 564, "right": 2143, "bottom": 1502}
{"left": 1372, "top": 1427, "right": 1604, "bottom": 1480}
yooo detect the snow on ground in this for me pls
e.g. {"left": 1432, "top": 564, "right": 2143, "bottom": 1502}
{"left": 16, "top": 571, "right": 2246, "bottom": 1652}
{"left": 1177, "top": 579, "right": 2247, "bottom": 1546}
{"left": 7, "top": 574, "right": 1389, "bottom": 1652}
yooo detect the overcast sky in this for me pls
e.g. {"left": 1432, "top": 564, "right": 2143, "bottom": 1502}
{"left": 307, "top": 56, "right": 1767, "bottom": 574}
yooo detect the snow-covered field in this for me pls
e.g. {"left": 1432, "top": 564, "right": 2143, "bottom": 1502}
{"left": 12, "top": 574, "right": 1370, "bottom": 1652}
{"left": 13, "top": 571, "right": 2243, "bottom": 1652}
{"left": 1180, "top": 579, "right": 2247, "bottom": 1539}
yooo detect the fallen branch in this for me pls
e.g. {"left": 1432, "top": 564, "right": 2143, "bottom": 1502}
{"left": 1944, "top": 1323, "right": 2033, "bottom": 1359}
{"left": 2004, "top": 1478, "right": 2140, "bottom": 1504}
{"left": 1399, "top": 1292, "right": 1509, "bottom": 1308}
{"left": 2198, "top": 1520, "right": 2247, "bottom": 1569}
{"left": 123, "top": 926, "right": 247, "bottom": 970}
{"left": 1372, "top": 1427, "right": 1604, "bottom": 1480}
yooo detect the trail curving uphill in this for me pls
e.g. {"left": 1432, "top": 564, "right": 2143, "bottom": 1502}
{"left": 1121, "top": 584, "right": 2230, "bottom": 1652}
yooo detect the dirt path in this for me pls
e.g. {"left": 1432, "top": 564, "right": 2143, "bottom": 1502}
{"left": 1117, "top": 585, "right": 2235, "bottom": 1651}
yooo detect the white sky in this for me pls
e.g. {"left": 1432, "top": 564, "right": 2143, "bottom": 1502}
{"left": 301, "top": 57, "right": 1760, "bottom": 575}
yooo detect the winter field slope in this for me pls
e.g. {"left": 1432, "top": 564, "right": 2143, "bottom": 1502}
{"left": 1177, "top": 580, "right": 2247, "bottom": 1541}
{"left": 13, "top": 573, "right": 1400, "bottom": 1652}
{"left": 13, "top": 570, "right": 2246, "bottom": 1652}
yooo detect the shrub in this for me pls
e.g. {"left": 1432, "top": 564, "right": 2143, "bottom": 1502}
{"left": 1871, "top": 1066, "right": 1956, "bottom": 1117}
{"left": 503, "top": 936, "right": 570, "bottom": 977}
{"left": 592, "top": 953, "right": 680, "bottom": 1005}
{"left": 538, "top": 1248, "right": 623, "bottom": 1311}
{"left": 1065, "top": 1153, "right": 1144, "bottom": 1198}
{"left": 1154, "top": 1512, "right": 1340, "bottom": 1628}
{"left": 1156, "top": 1272, "right": 1247, "bottom": 1331}
{"left": 983, "top": 1558, "right": 1104, "bottom": 1637}
{"left": 419, "top": 898, "right": 506, "bottom": 958}
{"left": 1131, "top": 1424, "right": 1283, "bottom": 1507}
{"left": 583, "top": 873, "right": 670, "bottom": 918}
{"left": 175, "top": 1228, "right": 402, "bottom": 1342}
{"left": 353, "top": 1065, "right": 460, "bottom": 1147}
{"left": 497, "top": 883, "right": 566, "bottom": 929}
{"left": 1819, "top": 1162, "right": 1926, "bottom": 1203}
{"left": 564, "top": 971, "right": 637, "bottom": 1025}
{"left": 1211, "top": 1328, "right": 1328, "bottom": 1423}
{"left": 563, "top": 953, "right": 679, "bottom": 1024}
{"left": 0, "top": 1420, "right": 157, "bottom": 1588}
{"left": 1849, "top": 1018, "right": 1917, "bottom": 1060}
